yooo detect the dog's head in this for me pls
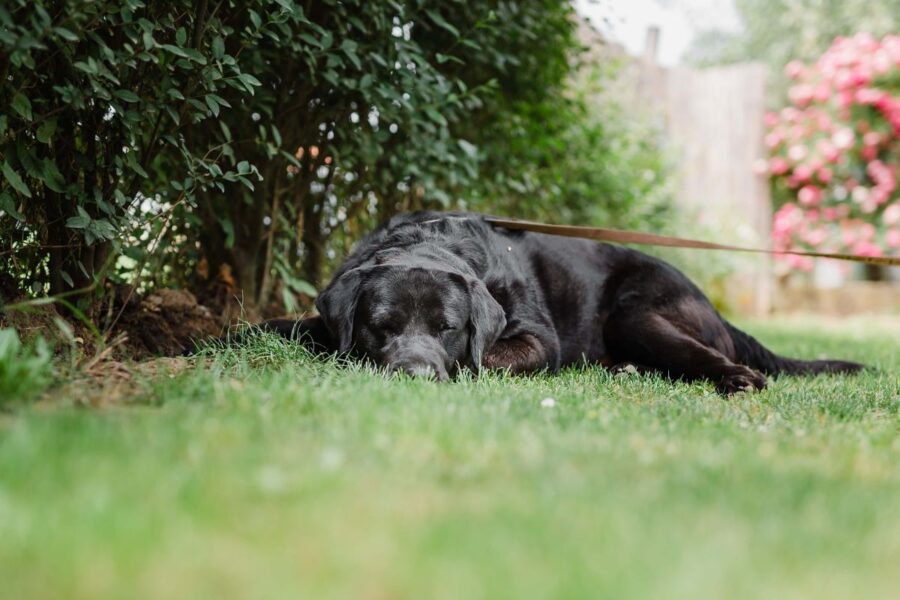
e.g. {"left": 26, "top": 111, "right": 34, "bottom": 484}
{"left": 315, "top": 263, "right": 505, "bottom": 380}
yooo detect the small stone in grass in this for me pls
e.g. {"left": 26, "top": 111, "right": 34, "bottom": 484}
{"left": 541, "top": 397, "right": 556, "bottom": 408}
{"left": 616, "top": 364, "right": 638, "bottom": 375}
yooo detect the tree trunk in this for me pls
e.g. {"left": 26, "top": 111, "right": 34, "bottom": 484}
{"left": 300, "top": 199, "right": 325, "bottom": 288}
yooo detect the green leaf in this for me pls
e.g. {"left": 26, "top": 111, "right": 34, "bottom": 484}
{"left": 219, "top": 120, "right": 232, "bottom": 141}
{"left": 1, "top": 162, "right": 32, "bottom": 198}
{"left": 212, "top": 36, "right": 225, "bottom": 60}
{"left": 236, "top": 72, "right": 262, "bottom": 93}
{"left": 181, "top": 48, "right": 207, "bottom": 64}
{"left": 0, "top": 191, "right": 25, "bottom": 221}
{"left": 457, "top": 139, "right": 478, "bottom": 158}
{"left": 41, "top": 159, "right": 66, "bottom": 192}
{"left": 426, "top": 10, "right": 460, "bottom": 37}
{"left": 298, "top": 33, "right": 322, "bottom": 48}
{"left": 54, "top": 27, "right": 79, "bottom": 41}
{"left": 205, "top": 94, "right": 220, "bottom": 116}
{"left": 36, "top": 118, "right": 57, "bottom": 144}
{"left": 161, "top": 44, "right": 188, "bottom": 58}
{"left": 249, "top": 10, "right": 262, "bottom": 30}
{"left": 219, "top": 216, "right": 235, "bottom": 249}
{"left": 273, "top": 0, "right": 294, "bottom": 11}
{"left": 341, "top": 39, "right": 361, "bottom": 69}
{"left": 11, "top": 93, "right": 33, "bottom": 121}
{"left": 424, "top": 107, "right": 447, "bottom": 126}
{"left": 142, "top": 30, "right": 155, "bottom": 50}
{"left": 115, "top": 89, "right": 140, "bottom": 103}
{"left": 66, "top": 207, "right": 91, "bottom": 229}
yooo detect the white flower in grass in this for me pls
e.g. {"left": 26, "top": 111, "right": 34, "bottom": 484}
{"left": 540, "top": 397, "right": 556, "bottom": 408}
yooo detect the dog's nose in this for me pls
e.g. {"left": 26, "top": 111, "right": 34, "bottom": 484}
{"left": 390, "top": 360, "right": 449, "bottom": 382}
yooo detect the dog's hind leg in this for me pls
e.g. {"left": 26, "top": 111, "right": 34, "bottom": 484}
{"left": 604, "top": 311, "right": 768, "bottom": 395}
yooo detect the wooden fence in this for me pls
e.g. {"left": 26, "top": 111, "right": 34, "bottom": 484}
{"left": 584, "top": 24, "right": 774, "bottom": 314}
{"left": 580, "top": 23, "right": 899, "bottom": 315}
{"left": 649, "top": 61, "right": 773, "bottom": 315}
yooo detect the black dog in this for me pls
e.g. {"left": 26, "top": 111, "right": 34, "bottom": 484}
{"left": 254, "top": 211, "right": 862, "bottom": 394}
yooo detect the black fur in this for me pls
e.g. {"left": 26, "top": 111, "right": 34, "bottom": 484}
{"left": 241, "top": 211, "right": 865, "bottom": 394}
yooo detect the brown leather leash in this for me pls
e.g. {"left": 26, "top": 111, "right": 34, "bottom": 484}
{"left": 484, "top": 217, "right": 900, "bottom": 267}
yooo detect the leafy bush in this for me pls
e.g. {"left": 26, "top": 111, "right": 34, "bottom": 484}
{"left": 0, "top": 328, "right": 53, "bottom": 405}
{"left": 760, "top": 34, "right": 900, "bottom": 271}
{"left": 1, "top": 0, "right": 674, "bottom": 327}
{"left": 0, "top": 0, "right": 265, "bottom": 305}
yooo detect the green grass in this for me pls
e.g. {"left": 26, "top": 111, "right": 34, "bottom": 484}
{"left": 1, "top": 317, "right": 898, "bottom": 599}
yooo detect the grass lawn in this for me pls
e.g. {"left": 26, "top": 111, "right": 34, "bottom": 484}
{"left": 1, "top": 316, "right": 898, "bottom": 599}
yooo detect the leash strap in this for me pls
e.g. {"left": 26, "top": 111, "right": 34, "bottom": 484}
{"left": 483, "top": 217, "right": 900, "bottom": 267}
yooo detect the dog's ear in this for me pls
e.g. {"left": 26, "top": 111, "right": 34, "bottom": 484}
{"left": 468, "top": 279, "right": 506, "bottom": 371}
{"left": 314, "top": 268, "right": 365, "bottom": 353}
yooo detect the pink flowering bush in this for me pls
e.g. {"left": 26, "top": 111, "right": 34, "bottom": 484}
{"left": 761, "top": 33, "right": 900, "bottom": 272}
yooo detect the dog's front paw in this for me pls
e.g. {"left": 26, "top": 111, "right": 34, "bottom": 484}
{"left": 716, "top": 367, "right": 767, "bottom": 396}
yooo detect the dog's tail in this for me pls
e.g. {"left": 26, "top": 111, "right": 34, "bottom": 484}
{"left": 724, "top": 321, "right": 865, "bottom": 376}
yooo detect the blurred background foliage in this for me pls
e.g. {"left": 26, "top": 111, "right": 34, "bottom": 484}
{"left": 684, "top": 0, "right": 900, "bottom": 97}
{"left": 0, "top": 0, "right": 673, "bottom": 326}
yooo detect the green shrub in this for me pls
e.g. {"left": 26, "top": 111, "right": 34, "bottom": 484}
{"left": 1, "top": 0, "right": 675, "bottom": 324}
{"left": 0, "top": 0, "right": 268, "bottom": 302}
{"left": 0, "top": 328, "right": 53, "bottom": 405}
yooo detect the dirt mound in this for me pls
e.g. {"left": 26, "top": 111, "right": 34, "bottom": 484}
{"left": 117, "top": 288, "right": 223, "bottom": 358}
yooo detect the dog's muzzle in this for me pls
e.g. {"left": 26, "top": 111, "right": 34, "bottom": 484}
{"left": 384, "top": 335, "right": 450, "bottom": 382}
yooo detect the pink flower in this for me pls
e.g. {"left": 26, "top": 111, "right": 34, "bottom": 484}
{"left": 781, "top": 107, "right": 801, "bottom": 123}
{"left": 769, "top": 157, "right": 789, "bottom": 175}
{"left": 787, "top": 255, "right": 815, "bottom": 271}
{"left": 835, "top": 70, "right": 855, "bottom": 91}
{"left": 805, "top": 228, "right": 827, "bottom": 246}
{"left": 788, "top": 144, "right": 808, "bottom": 162}
{"left": 817, "top": 139, "right": 840, "bottom": 163}
{"left": 798, "top": 185, "right": 822, "bottom": 206}
{"left": 852, "top": 240, "right": 883, "bottom": 257}
{"left": 883, "top": 203, "right": 900, "bottom": 226}
{"left": 793, "top": 164, "right": 813, "bottom": 182}
{"left": 815, "top": 112, "right": 833, "bottom": 131}
{"left": 771, "top": 34, "right": 900, "bottom": 268}
{"left": 789, "top": 84, "right": 814, "bottom": 106}
{"left": 856, "top": 88, "right": 885, "bottom": 104}
{"left": 765, "top": 131, "right": 784, "bottom": 149}
{"left": 784, "top": 60, "right": 805, "bottom": 80}
{"left": 832, "top": 127, "right": 855, "bottom": 150}
{"left": 871, "top": 188, "right": 890, "bottom": 205}
{"left": 887, "top": 229, "right": 900, "bottom": 248}
{"left": 863, "top": 131, "right": 883, "bottom": 147}
{"left": 873, "top": 49, "right": 892, "bottom": 74}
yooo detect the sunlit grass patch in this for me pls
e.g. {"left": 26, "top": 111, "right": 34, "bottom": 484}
{"left": 0, "top": 317, "right": 897, "bottom": 599}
